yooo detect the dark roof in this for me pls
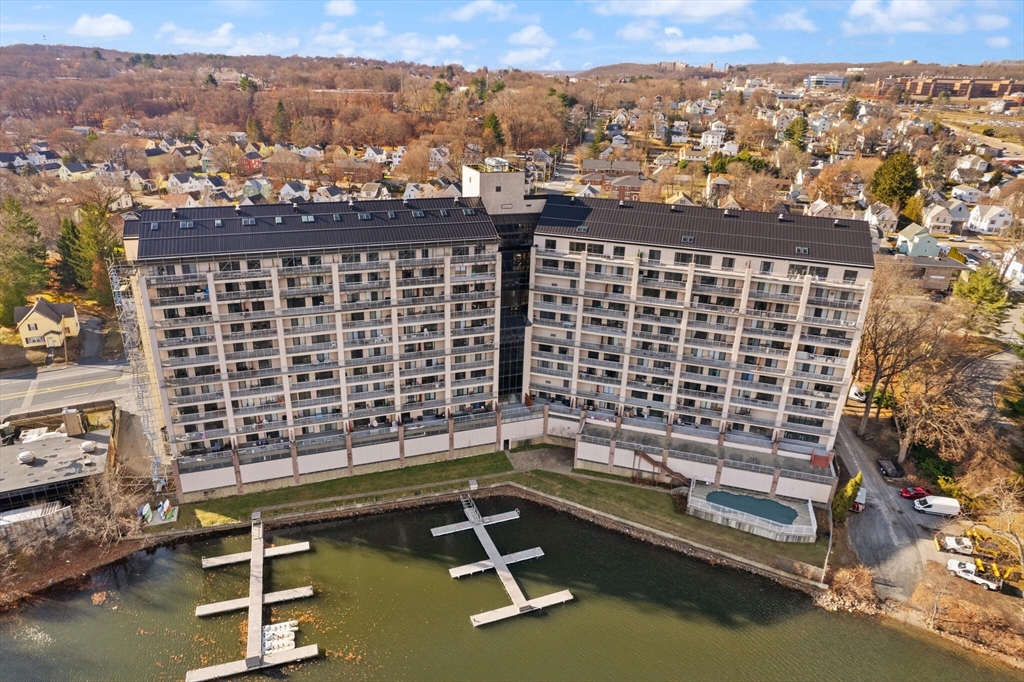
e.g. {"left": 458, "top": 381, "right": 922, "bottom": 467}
{"left": 127, "top": 198, "right": 497, "bottom": 260}
{"left": 536, "top": 196, "right": 875, "bottom": 268}
{"left": 171, "top": 172, "right": 193, "bottom": 183}
{"left": 581, "top": 159, "right": 641, "bottom": 173}
{"left": 15, "top": 297, "right": 76, "bottom": 326}
{"left": 144, "top": 148, "right": 166, "bottom": 157}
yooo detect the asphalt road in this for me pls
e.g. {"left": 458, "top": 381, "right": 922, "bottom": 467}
{"left": 835, "top": 419, "right": 950, "bottom": 601}
{"left": 0, "top": 361, "right": 130, "bottom": 418}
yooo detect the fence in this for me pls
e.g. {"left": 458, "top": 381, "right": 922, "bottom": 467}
{"left": 686, "top": 484, "right": 817, "bottom": 543}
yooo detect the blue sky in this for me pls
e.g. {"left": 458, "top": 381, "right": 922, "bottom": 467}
{"left": 1, "top": 1, "right": 1022, "bottom": 70}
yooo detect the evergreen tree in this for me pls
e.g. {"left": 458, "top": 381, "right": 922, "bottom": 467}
{"left": 246, "top": 115, "right": 265, "bottom": 144}
{"left": 953, "top": 263, "right": 1012, "bottom": 334}
{"left": 73, "top": 203, "right": 118, "bottom": 306}
{"left": 842, "top": 97, "right": 860, "bottom": 118}
{"left": 901, "top": 194, "right": 924, "bottom": 225}
{"left": 989, "top": 168, "right": 1003, "bottom": 187}
{"left": 482, "top": 113, "right": 506, "bottom": 150}
{"left": 869, "top": 152, "right": 920, "bottom": 210}
{"left": 238, "top": 75, "right": 258, "bottom": 93}
{"left": 203, "top": 74, "right": 218, "bottom": 87}
{"left": 832, "top": 471, "right": 862, "bottom": 524}
{"left": 55, "top": 217, "right": 81, "bottom": 289}
{"left": 594, "top": 120, "right": 608, "bottom": 144}
{"left": 0, "top": 196, "right": 49, "bottom": 326}
{"left": 271, "top": 101, "right": 290, "bottom": 142}
{"left": 784, "top": 118, "right": 808, "bottom": 151}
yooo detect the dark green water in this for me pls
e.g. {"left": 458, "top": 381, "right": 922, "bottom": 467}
{"left": 0, "top": 498, "right": 1015, "bottom": 682}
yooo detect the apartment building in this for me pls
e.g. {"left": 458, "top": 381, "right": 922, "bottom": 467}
{"left": 122, "top": 198, "right": 502, "bottom": 498}
{"left": 524, "top": 197, "right": 874, "bottom": 499}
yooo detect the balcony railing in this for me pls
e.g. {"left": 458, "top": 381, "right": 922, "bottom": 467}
{"left": 213, "top": 268, "right": 273, "bottom": 281}
{"left": 158, "top": 334, "right": 216, "bottom": 348}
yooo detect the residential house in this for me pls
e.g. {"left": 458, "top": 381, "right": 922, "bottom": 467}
{"left": 428, "top": 147, "right": 450, "bottom": 172}
{"left": 91, "top": 162, "right": 127, "bottom": 183}
{"left": 896, "top": 223, "right": 939, "bottom": 258}
{"left": 167, "top": 172, "right": 200, "bottom": 194}
{"left": 239, "top": 194, "right": 269, "bottom": 206}
{"left": 110, "top": 190, "right": 134, "bottom": 211}
{"left": 951, "top": 184, "right": 981, "bottom": 203}
{"left": 390, "top": 146, "right": 407, "bottom": 167}
{"left": 364, "top": 146, "right": 388, "bottom": 163}
{"left": 197, "top": 175, "right": 227, "bottom": 193}
{"left": 0, "top": 152, "right": 27, "bottom": 170}
{"left": 299, "top": 145, "right": 325, "bottom": 161}
{"left": 805, "top": 198, "right": 844, "bottom": 219}
{"left": 940, "top": 199, "right": 971, "bottom": 229}
{"left": 611, "top": 134, "right": 629, "bottom": 147}
{"left": 604, "top": 175, "right": 645, "bottom": 201}
{"left": 144, "top": 147, "right": 167, "bottom": 163}
{"left": 719, "top": 141, "right": 740, "bottom": 156}
{"left": 13, "top": 298, "right": 80, "bottom": 349}
{"left": 242, "top": 177, "right": 273, "bottom": 198}
{"left": 403, "top": 183, "right": 428, "bottom": 200}
{"left": 705, "top": 174, "right": 732, "bottom": 203}
{"left": 864, "top": 202, "right": 898, "bottom": 233}
{"left": 700, "top": 130, "right": 725, "bottom": 149}
{"left": 967, "top": 204, "right": 1013, "bottom": 234}
{"left": 314, "top": 185, "right": 345, "bottom": 202}
{"left": 359, "top": 182, "right": 391, "bottom": 200}
{"left": 709, "top": 120, "right": 727, "bottom": 135}
{"left": 922, "top": 204, "right": 953, "bottom": 234}
{"left": 239, "top": 151, "right": 263, "bottom": 174}
{"left": 279, "top": 180, "right": 310, "bottom": 203}
{"left": 575, "top": 184, "right": 600, "bottom": 198}
{"left": 580, "top": 160, "right": 641, "bottom": 177}
{"left": 956, "top": 154, "right": 989, "bottom": 173}
{"left": 39, "top": 162, "right": 62, "bottom": 178}
{"left": 71, "top": 126, "right": 91, "bottom": 136}
{"left": 58, "top": 163, "right": 91, "bottom": 182}
{"left": 900, "top": 256, "right": 971, "bottom": 291}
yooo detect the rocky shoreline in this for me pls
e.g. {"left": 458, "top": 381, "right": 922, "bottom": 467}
{"left": 2, "top": 483, "right": 1020, "bottom": 671}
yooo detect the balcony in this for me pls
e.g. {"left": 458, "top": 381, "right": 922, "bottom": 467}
{"left": 693, "top": 284, "right": 743, "bottom": 296}
{"left": 398, "top": 311, "right": 445, "bottom": 324}
{"left": 346, "top": 354, "right": 393, "bottom": 368}
{"left": 234, "top": 401, "right": 284, "bottom": 416}
{"left": 292, "top": 411, "right": 346, "bottom": 426}
{"left": 219, "top": 309, "right": 278, "bottom": 323}
{"left": 165, "top": 372, "right": 223, "bottom": 387}
{"left": 158, "top": 334, "right": 216, "bottom": 348}
{"left": 224, "top": 347, "right": 279, "bottom": 361}
{"left": 282, "top": 323, "right": 334, "bottom": 337}
{"left": 345, "top": 404, "right": 395, "bottom": 419}
{"left": 739, "top": 344, "right": 790, "bottom": 357}
{"left": 230, "top": 384, "right": 284, "bottom": 398}
{"left": 629, "top": 346, "right": 677, "bottom": 361}
{"left": 583, "top": 305, "right": 628, "bottom": 319}
{"left": 801, "top": 315, "right": 857, "bottom": 329}
{"left": 745, "top": 308, "right": 797, "bottom": 322}
{"left": 639, "top": 277, "right": 687, "bottom": 290}
{"left": 293, "top": 395, "right": 344, "bottom": 409}
{"left": 731, "top": 395, "right": 780, "bottom": 411}
{"left": 401, "top": 380, "right": 445, "bottom": 393}
{"left": 742, "top": 326, "right": 791, "bottom": 339}
{"left": 346, "top": 370, "right": 394, "bottom": 384}
{"left": 172, "top": 409, "right": 226, "bottom": 424}
{"left": 350, "top": 386, "right": 396, "bottom": 402}
{"left": 450, "top": 290, "right": 495, "bottom": 302}
{"left": 799, "top": 333, "right": 852, "bottom": 347}
{"left": 400, "top": 329, "right": 446, "bottom": 342}
{"left": 162, "top": 352, "right": 217, "bottom": 367}
{"left": 177, "top": 428, "right": 230, "bottom": 442}
{"left": 451, "top": 252, "right": 496, "bottom": 264}
{"left": 674, "top": 404, "right": 723, "bottom": 419}
{"left": 587, "top": 270, "right": 631, "bottom": 283}
{"left": 291, "top": 376, "right": 341, "bottom": 391}
{"left": 224, "top": 328, "right": 279, "bottom": 342}
{"left": 629, "top": 363, "right": 674, "bottom": 377}
{"left": 533, "top": 284, "right": 580, "bottom": 297}
{"left": 402, "top": 397, "right": 447, "bottom": 411}
{"left": 582, "top": 323, "right": 626, "bottom": 336}
{"left": 338, "top": 260, "right": 388, "bottom": 272}
{"left": 451, "top": 324, "right": 494, "bottom": 337}
{"left": 579, "top": 355, "right": 624, "bottom": 370}
{"left": 398, "top": 364, "right": 445, "bottom": 377}
{"left": 782, "top": 420, "right": 832, "bottom": 436}
{"left": 684, "top": 337, "right": 731, "bottom": 350}
{"left": 395, "top": 256, "right": 445, "bottom": 267}
{"left": 286, "top": 341, "right": 338, "bottom": 355}
{"left": 451, "top": 272, "right": 495, "bottom": 283}
{"left": 533, "top": 365, "right": 572, "bottom": 379}
{"left": 632, "top": 329, "right": 679, "bottom": 343}
{"left": 213, "top": 268, "right": 273, "bottom": 281}
{"left": 579, "top": 372, "right": 621, "bottom": 386}
{"left": 288, "top": 360, "right": 341, "bottom": 374}
{"left": 681, "top": 354, "right": 732, "bottom": 369}
{"left": 785, "top": 403, "right": 836, "bottom": 418}
{"left": 150, "top": 293, "right": 209, "bottom": 307}
{"left": 343, "top": 316, "right": 393, "bottom": 329}
{"left": 216, "top": 288, "right": 273, "bottom": 302}
{"left": 687, "top": 319, "right": 735, "bottom": 333}
{"left": 677, "top": 387, "right": 724, "bottom": 401}
{"left": 452, "top": 307, "right": 495, "bottom": 319}
{"left": 789, "top": 386, "right": 837, "bottom": 400}
{"left": 346, "top": 335, "right": 392, "bottom": 348}
{"left": 733, "top": 379, "right": 783, "bottom": 393}
{"left": 155, "top": 314, "right": 215, "bottom": 329}
{"left": 634, "top": 312, "right": 683, "bottom": 326}
{"left": 400, "top": 275, "right": 445, "bottom": 287}
{"left": 149, "top": 272, "right": 207, "bottom": 285}
{"left": 728, "top": 411, "right": 777, "bottom": 428}
{"left": 628, "top": 378, "right": 673, "bottom": 393}
{"left": 795, "top": 351, "right": 847, "bottom": 366}
{"left": 535, "top": 300, "right": 578, "bottom": 313}
{"left": 452, "top": 359, "right": 492, "bottom": 371}
{"left": 280, "top": 284, "right": 334, "bottom": 298}
{"left": 679, "top": 370, "right": 727, "bottom": 385}
{"left": 265, "top": 305, "right": 336, "bottom": 319}
{"left": 345, "top": 279, "right": 391, "bottom": 291}
{"left": 583, "top": 289, "right": 632, "bottom": 303}
{"left": 338, "top": 298, "right": 392, "bottom": 312}
{"left": 453, "top": 375, "right": 491, "bottom": 388}
{"left": 690, "top": 301, "right": 738, "bottom": 314}
{"left": 625, "top": 395, "right": 673, "bottom": 411}
{"left": 748, "top": 289, "right": 800, "bottom": 303}
{"left": 278, "top": 264, "right": 332, "bottom": 276}
{"left": 532, "top": 316, "right": 571, "bottom": 330}
{"left": 227, "top": 366, "right": 282, "bottom": 382}
{"left": 399, "top": 347, "right": 446, "bottom": 362}
{"left": 807, "top": 296, "right": 861, "bottom": 310}
{"left": 168, "top": 390, "right": 224, "bottom": 405}
{"left": 451, "top": 392, "right": 492, "bottom": 405}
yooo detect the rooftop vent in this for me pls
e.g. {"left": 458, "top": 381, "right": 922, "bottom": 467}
{"left": 778, "top": 213, "right": 785, "bottom": 221}
{"left": 453, "top": 196, "right": 460, "bottom": 205}
{"left": 171, "top": 208, "right": 178, "bottom": 218}
{"left": 570, "top": 196, "right": 575, "bottom": 203}
{"left": 234, "top": 204, "right": 241, "bottom": 214}
{"left": 670, "top": 204, "right": 679, "bottom": 212}
{"left": 723, "top": 209, "right": 730, "bottom": 217}
{"left": 348, "top": 199, "right": 355, "bottom": 209}
{"left": 619, "top": 200, "right": 625, "bottom": 208}
{"left": 403, "top": 198, "right": 409, "bottom": 206}
{"left": 292, "top": 201, "right": 299, "bottom": 212}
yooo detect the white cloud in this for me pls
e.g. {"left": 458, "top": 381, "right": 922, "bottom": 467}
{"left": 594, "top": 0, "right": 751, "bottom": 22}
{"left": 842, "top": 0, "right": 967, "bottom": 36}
{"left": 770, "top": 8, "right": 818, "bottom": 32}
{"left": 500, "top": 46, "right": 550, "bottom": 66}
{"left": 656, "top": 32, "right": 759, "bottom": 53}
{"left": 69, "top": 13, "right": 133, "bottom": 38}
{"left": 449, "top": 1, "right": 515, "bottom": 21}
{"left": 776, "top": 56, "right": 793, "bottom": 64}
{"left": 571, "top": 27, "right": 595, "bottom": 41}
{"left": 616, "top": 21, "right": 658, "bottom": 42}
{"left": 664, "top": 26, "right": 682, "bottom": 37}
{"left": 976, "top": 14, "right": 1009, "bottom": 30}
{"left": 508, "top": 24, "right": 555, "bottom": 47}
{"left": 312, "top": 22, "right": 467, "bottom": 63}
{"left": 324, "top": 0, "right": 357, "bottom": 17}
{"left": 985, "top": 35, "right": 1010, "bottom": 48}
{"left": 156, "top": 22, "right": 301, "bottom": 55}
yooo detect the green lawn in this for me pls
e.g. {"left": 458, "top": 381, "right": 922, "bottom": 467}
{"left": 167, "top": 452, "right": 513, "bottom": 530}
{"left": 503, "top": 470, "right": 829, "bottom": 569}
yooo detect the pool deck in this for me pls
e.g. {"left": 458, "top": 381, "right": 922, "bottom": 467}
{"left": 432, "top": 495, "right": 573, "bottom": 627}
{"left": 689, "top": 483, "right": 814, "bottom": 528}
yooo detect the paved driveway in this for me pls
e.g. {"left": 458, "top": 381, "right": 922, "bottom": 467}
{"left": 835, "top": 420, "right": 950, "bottom": 601}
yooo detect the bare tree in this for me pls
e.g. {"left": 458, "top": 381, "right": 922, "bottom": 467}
{"left": 72, "top": 466, "right": 148, "bottom": 549}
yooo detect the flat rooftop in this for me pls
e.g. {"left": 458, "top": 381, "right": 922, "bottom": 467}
{"left": 0, "top": 430, "right": 109, "bottom": 496}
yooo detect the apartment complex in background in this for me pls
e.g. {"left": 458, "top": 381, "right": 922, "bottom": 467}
{"left": 804, "top": 74, "right": 848, "bottom": 89}
{"left": 120, "top": 165, "right": 873, "bottom": 505}
{"left": 874, "top": 76, "right": 1023, "bottom": 99}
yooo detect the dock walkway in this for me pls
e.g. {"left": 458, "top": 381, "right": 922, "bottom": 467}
{"left": 185, "top": 513, "right": 319, "bottom": 682}
{"left": 431, "top": 495, "right": 573, "bottom": 626}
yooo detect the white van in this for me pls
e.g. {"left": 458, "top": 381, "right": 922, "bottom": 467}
{"left": 913, "top": 495, "right": 961, "bottom": 517}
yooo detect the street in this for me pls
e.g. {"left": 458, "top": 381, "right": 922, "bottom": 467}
{"left": 835, "top": 419, "right": 949, "bottom": 601}
{"left": 1, "top": 361, "right": 130, "bottom": 417}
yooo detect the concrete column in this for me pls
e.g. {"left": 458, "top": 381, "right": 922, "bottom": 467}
{"left": 495, "top": 407, "right": 502, "bottom": 451}
{"left": 231, "top": 444, "right": 243, "bottom": 493}
{"left": 769, "top": 468, "right": 780, "bottom": 498}
{"left": 290, "top": 439, "right": 300, "bottom": 483}
{"left": 713, "top": 459, "right": 723, "bottom": 487}
{"left": 615, "top": 413, "right": 622, "bottom": 428}
{"left": 543, "top": 403, "right": 550, "bottom": 435}
{"left": 345, "top": 430, "right": 353, "bottom": 474}
{"left": 448, "top": 415, "right": 455, "bottom": 459}
{"left": 607, "top": 439, "right": 616, "bottom": 474}
{"left": 398, "top": 423, "right": 405, "bottom": 466}
{"left": 171, "top": 458, "right": 185, "bottom": 504}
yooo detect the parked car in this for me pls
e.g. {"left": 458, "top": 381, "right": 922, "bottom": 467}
{"left": 848, "top": 385, "right": 867, "bottom": 403}
{"left": 949, "top": 236, "right": 966, "bottom": 242}
{"left": 969, "top": 244, "right": 984, "bottom": 252}
{"left": 928, "top": 292, "right": 945, "bottom": 302}
{"left": 935, "top": 533, "right": 974, "bottom": 555}
{"left": 878, "top": 458, "right": 905, "bottom": 478}
{"left": 947, "top": 559, "right": 1001, "bottom": 591}
{"left": 914, "top": 495, "right": 961, "bottom": 517}
{"left": 899, "top": 486, "right": 933, "bottom": 499}
{"left": 851, "top": 488, "right": 867, "bottom": 513}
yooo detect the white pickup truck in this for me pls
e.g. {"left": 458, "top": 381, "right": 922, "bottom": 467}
{"left": 936, "top": 534, "right": 974, "bottom": 555}
{"left": 947, "top": 559, "right": 1002, "bottom": 591}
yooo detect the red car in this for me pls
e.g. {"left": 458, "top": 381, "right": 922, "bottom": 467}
{"left": 899, "top": 486, "right": 932, "bottom": 499}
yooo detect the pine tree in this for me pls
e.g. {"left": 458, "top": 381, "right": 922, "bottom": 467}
{"left": 272, "top": 101, "right": 290, "bottom": 142}
{"left": 55, "top": 217, "right": 81, "bottom": 288}
{"left": 832, "top": 471, "right": 862, "bottom": 524}
{"left": 73, "top": 203, "right": 118, "bottom": 306}
{"left": 246, "top": 115, "right": 265, "bottom": 144}
{"left": 869, "top": 152, "right": 920, "bottom": 210}
{"left": 482, "top": 113, "right": 506, "bottom": 151}
{"left": 901, "top": 194, "right": 924, "bottom": 225}
{"left": 784, "top": 118, "right": 808, "bottom": 151}
{"left": 842, "top": 97, "right": 860, "bottom": 118}
{"left": 0, "top": 196, "right": 49, "bottom": 326}
{"left": 953, "top": 263, "right": 1012, "bottom": 334}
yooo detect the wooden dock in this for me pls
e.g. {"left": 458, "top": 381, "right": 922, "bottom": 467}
{"left": 432, "top": 496, "right": 573, "bottom": 627}
{"left": 185, "top": 512, "right": 319, "bottom": 681}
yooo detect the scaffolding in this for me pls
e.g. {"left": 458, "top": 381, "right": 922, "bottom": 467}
{"left": 109, "top": 260, "right": 164, "bottom": 482}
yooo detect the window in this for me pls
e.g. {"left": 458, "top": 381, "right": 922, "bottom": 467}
{"left": 843, "top": 270, "right": 858, "bottom": 284}
{"left": 179, "top": 221, "right": 195, "bottom": 229}
{"left": 150, "top": 222, "right": 159, "bottom": 230}
{"left": 647, "top": 249, "right": 661, "bottom": 263}
{"left": 219, "top": 261, "right": 239, "bottom": 272}
{"left": 357, "top": 212, "right": 371, "bottom": 220}
{"left": 759, "top": 261, "right": 774, "bottom": 275}
{"left": 674, "top": 253, "right": 692, "bottom": 265}
{"left": 28, "top": 323, "right": 37, "bottom": 331}
{"left": 342, "top": 253, "right": 361, "bottom": 264}
{"left": 795, "top": 246, "right": 809, "bottom": 255}
{"left": 309, "top": 256, "right": 322, "bottom": 265}
{"left": 576, "top": 225, "right": 589, "bottom": 233}
{"left": 387, "top": 211, "right": 396, "bottom": 219}
{"left": 721, "top": 257, "right": 735, "bottom": 270}
{"left": 462, "top": 208, "right": 476, "bottom": 215}
{"left": 275, "top": 216, "right": 284, "bottom": 224}
{"left": 586, "top": 243, "right": 603, "bottom": 255}
{"left": 367, "top": 252, "right": 379, "bottom": 262}
{"left": 810, "top": 267, "right": 829, "bottom": 279}
{"left": 613, "top": 246, "right": 625, "bottom": 258}
{"left": 440, "top": 209, "right": 449, "bottom": 217}
{"left": 412, "top": 210, "right": 425, "bottom": 218}
{"left": 333, "top": 214, "right": 342, "bottom": 222}
{"left": 545, "top": 239, "right": 556, "bottom": 250}
{"left": 301, "top": 215, "right": 315, "bottom": 223}
{"left": 247, "top": 260, "right": 261, "bottom": 270}
{"left": 694, "top": 255, "right": 711, "bottom": 268}
{"left": 788, "top": 264, "right": 808, "bottom": 277}
{"left": 569, "top": 242, "right": 586, "bottom": 253}
{"left": 495, "top": 185, "right": 502, "bottom": 192}
{"left": 680, "top": 235, "right": 694, "bottom": 244}
{"left": 241, "top": 217, "right": 256, "bottom": 226}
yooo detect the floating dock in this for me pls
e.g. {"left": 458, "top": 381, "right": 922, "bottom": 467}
{"left": 432, "top": 495, "right": 573, "bottom": 627}
{"left": 185, "top": 512, "right": 319, "bottom": 682}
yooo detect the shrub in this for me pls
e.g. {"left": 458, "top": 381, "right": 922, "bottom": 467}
{"left": 936, "top": 476, "right": 977, "bottom": 513}
{"left": 832, "top": 471, "right": 863, "bottom": 524}
{"left": 911, "top": 445, "right": 954, "bottom": 482}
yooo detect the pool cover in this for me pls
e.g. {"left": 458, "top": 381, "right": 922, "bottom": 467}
{"left": 705, "top": 490, "right": 799, "bottom": 525}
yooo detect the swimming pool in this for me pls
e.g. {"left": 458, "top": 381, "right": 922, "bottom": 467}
{"left": 705, "top": 490, "right": 799, "bottom": 525}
